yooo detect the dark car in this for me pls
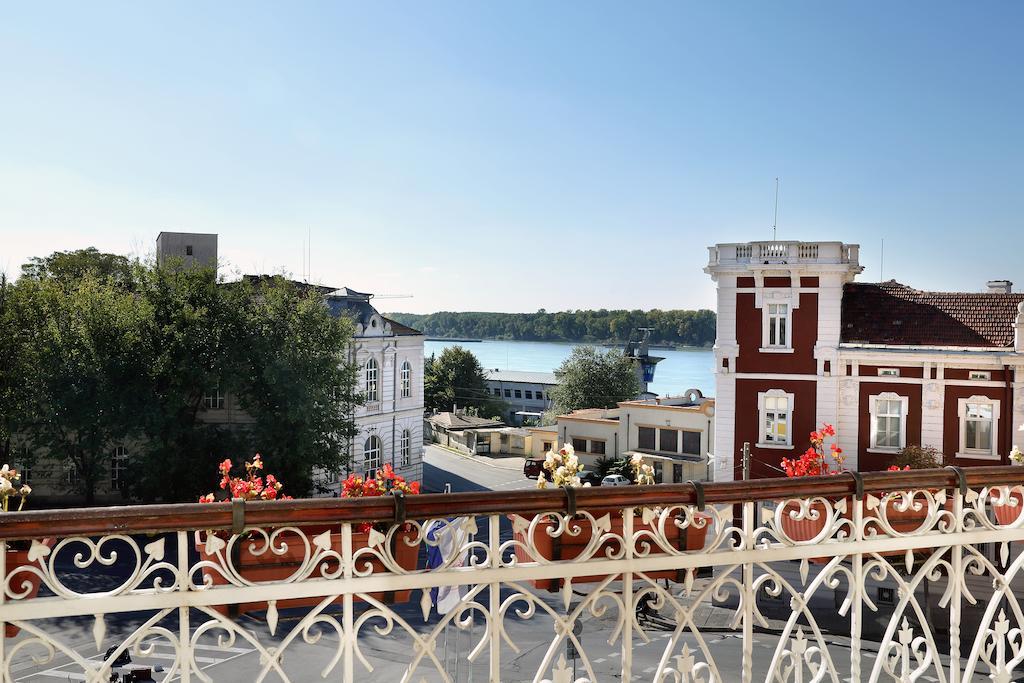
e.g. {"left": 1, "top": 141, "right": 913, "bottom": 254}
{"left": 579, "top": 470, "right": 602, "bottom": 486}
{"left": 523, "top": 459, "right": 544, "bottom": 479}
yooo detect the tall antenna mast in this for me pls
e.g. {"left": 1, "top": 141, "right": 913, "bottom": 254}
{"left": 772, "top": 177, "right": 780, "bottom": 240}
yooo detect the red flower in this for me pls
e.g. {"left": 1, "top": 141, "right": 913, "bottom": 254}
{"left": 218, "top": 459, "right": 232, "bottom": 476}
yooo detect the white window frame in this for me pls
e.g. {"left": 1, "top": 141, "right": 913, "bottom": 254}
{"left": 757, "top": 389, "right": 795, "bottom": 449}
{"left": 868, "top": 392, "right": 909, "bottom": 453}
{"left": 111, "top": 445, "right": 128, "bottom": 491}
{"left": 365, "top": 358, "right": 379, "bottom": 403}
{"left": 761, "top": 303, "right": 793, "bottom": 351}
{"left": 203, "top": 386, "right": 224, "bottom": 410}
{"left": 957, "top": 396, "right": 1000, "bottom": 460}
{"left": 400, "top": 361, "right": 412, "bottom": 399}
{"left": 363, "top": 435, "right": 382, "bottom": 476}
{"left": 400, "top": 429, "right": 411, "bottom": 467}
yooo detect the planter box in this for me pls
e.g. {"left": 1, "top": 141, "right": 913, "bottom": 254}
{"left": 511, "top": 512, "right": 710, "bottom": 591}
{"left": 196, "top": 527, "right": 418, "bottom": 616}
{"left": 993, "top": 490, "right": 1023, "bottom": 526}
{"left": 779, "top": 501, "right": 830, "bottom": 543}
{"left": 5, "top": 538, "right": 54, "bottom": 638}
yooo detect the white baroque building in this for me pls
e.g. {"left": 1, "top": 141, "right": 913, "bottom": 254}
{"left": 321, "top": 288, "right": 425, "bottom": 493}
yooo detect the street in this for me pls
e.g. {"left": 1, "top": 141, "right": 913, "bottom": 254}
{"left": 422, "top": 444, "right": 535, "bottom": 494}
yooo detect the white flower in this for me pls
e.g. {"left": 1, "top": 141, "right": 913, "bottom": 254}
{"left": 630, "top": 453, "right": 643, "bottom": 465}
{"left": 0, "top": 478, "right": 12, "bottom": 495}
{"left": 1012, "top": 445, "right": 1023, "bottom": 464}
{"left": 536, "top": 472, "right": 548, "bottom": 489}
{"left": 19, "top": 485, "right": 31, "bottom": 496}
{"left": 561, "top": 443, "right": 575, "bottom": 457}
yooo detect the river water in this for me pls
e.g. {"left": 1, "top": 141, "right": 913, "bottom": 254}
{"left": 424, "top": 339, "right": 715, "bottom": 397}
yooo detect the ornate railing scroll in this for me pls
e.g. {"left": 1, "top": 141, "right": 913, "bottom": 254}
{"left": 2, "top": 467, "right": 1024, "bottom": 681}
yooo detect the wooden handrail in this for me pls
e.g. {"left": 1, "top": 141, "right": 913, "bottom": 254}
{"left": 0, "top": 466, "right": 1021, "bottom": 540}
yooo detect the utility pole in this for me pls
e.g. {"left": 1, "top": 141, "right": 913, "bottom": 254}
{"left": 742, "top": 442, "right": 751, "bottom": 481}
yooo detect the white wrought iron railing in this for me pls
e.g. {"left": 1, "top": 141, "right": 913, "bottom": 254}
{"left": 2, "top": 467, "right": 1024, "bottom": 681}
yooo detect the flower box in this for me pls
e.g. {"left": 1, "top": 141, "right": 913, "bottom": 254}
{"left": 4, "top": 538, "right": 55, "bottom": 638}
{"left": 778, "top": 501, "right": 830, "bottom": 543}
{"left": 195, "top": 526, "right": 418, "bottom": 616}
{"left": 992, "top": 489, "right": 1023, "bottom": 526}
{"left": 511, "top": 511, "right": 710, "bottom": 591}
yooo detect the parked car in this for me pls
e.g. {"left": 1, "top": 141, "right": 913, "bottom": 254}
{"left": 601, "top": 474, "right": 631, "bottom": 487}
{"left": 579, "top": 470, "right": 601, "bottom": 486}
{"left": 523, "top": 459, "right": 543, "bottom": 479}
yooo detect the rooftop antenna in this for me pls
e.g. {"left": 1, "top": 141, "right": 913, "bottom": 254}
{"left": 772, "top": 177, "right": 780, "bottom": 240}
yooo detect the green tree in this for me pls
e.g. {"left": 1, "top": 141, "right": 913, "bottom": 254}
{"left": 424, "top": 346, "right": 506, "bottom": 418}
{"left": 19, "top": 275, "right": 152, "bottom": 504}
{"left": 549, "top": 346, "right": 641, "bottom": 415}
{"left": 234, "top": 276, "right": 360, "bottom": 496}
{"left": 0, "top": 275, "right": 38, "bottom": 464}
{"left": 128, "top": 262, "right": 252, "bottom": 502}
{"left": 20, "top": 247, "right": 134, "bottom": 289}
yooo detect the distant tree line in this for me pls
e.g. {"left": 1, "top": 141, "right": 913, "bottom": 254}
{"left": 389, "top": 309, "right": 716, "bottom": 347}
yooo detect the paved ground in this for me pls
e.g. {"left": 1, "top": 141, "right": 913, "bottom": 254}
{"left": 423, "top": 444, "right": 534, "bottom": 494}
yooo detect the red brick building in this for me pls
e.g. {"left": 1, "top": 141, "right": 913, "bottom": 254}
{"left": 705, "top": 241, "right": 1024, "bottom": 481}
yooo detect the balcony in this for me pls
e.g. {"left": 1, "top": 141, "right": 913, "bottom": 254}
{"left": 2, "top": 467, "right": 1024, "bottom": 681}
{"left": 707, "top": 241, "right": 861, "bottom": 269}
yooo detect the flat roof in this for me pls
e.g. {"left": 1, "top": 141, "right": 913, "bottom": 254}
{"left": 485, "top": 370, "right": 559, "bottom": 385}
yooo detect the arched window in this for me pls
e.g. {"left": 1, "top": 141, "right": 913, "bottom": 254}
{"left": 365, "top": 358, "right": 379, "bottom": 402}
{"left": 400, "top": 360, "right": 412, "bottom": 399}
{"left": 400, "top": 429, "right": 411, "bottom": 467}
{"left": 363, "top": 436, "right": 382, "bottom": 477}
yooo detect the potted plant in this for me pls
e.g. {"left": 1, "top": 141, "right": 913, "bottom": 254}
{"left": 195, "top": 457, "right": 420, "bottom": 615}
{"left": 511, "top": 444, "right": 709, "bottom": 591}
{"left": 2, "top": 464, "right": 52, "bottom": 638}
{"left": 778, "top": 424, "right": 844, "bottom": 543}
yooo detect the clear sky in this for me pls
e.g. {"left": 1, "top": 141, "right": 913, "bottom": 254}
{"left": 1, "top": 2, "right": 1021, "bottom": 314}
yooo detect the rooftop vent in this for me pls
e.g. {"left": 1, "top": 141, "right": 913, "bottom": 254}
{"left": 987, "top": 280, "right": 1013, "bottom": 294}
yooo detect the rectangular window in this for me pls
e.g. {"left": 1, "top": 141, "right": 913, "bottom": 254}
{"left": 682, "top": 431, "right": 701, "bottom": 456}
{"left": 111, "top": 446, "right": 128, "bottom": 491}
{"left": 203, "top": 386, "right": 224, "bottom": 410}
{"left": 638, "top": 426, "right": 656, "bottom": 450}
{"left": 673, "top": 463, "right": 683, "bottom": 483}
{"left": 659, "top": 429, "right": 679, "bottom": 453}
{"left": 874, "top": 398, "right": 903, "bottom": 448}
{"left": 525, "top": 390, "right": 533, "bottom": 399}
{"left": 494, "top": 388, "right": 501, "bottom": 396}
{"left": 767, "top": 304, "right": 788, "bottom": 347}
{"left": 969, "top": 371, "right": 991, "bottom": 381}
{"left": 514, "top": 389, "right": 522, "bottom": 399}
{"left": 965, "top": 402, "right": 994, "bottom": 451}
{"left": 878, "top": 368, "right": 900, "bottom": 377}
{"left": 504, "top": 389, "right": 511, "bottom": 398}
{"left": 543, "top": 441, "right": 554, "bottom": 452}
{"left": 763, "top": 395, "right": 789, "bottom": 444}
{"left": 185, "top": 245, "right": 193, "bottom": 256}
{"left": 590, "top": 440, "right": 606, "bottom": 455}
{"left": 572, "top": 438, "right": 588, "bottom": 453}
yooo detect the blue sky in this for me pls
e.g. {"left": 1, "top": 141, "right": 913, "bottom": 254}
{"left": 1, "top": 2, "right": 1021, "bottom": 313}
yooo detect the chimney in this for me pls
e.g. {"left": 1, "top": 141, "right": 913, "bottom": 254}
{"left": 987, "top": 280, "right": 1013, "bottom": 294}
{"left": 1016, "top": 301, "right": 1024, "bottom": 353}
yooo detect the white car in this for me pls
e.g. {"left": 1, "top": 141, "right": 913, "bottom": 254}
{"left": 600, "top": 474, "right": 631, "bottom": 487}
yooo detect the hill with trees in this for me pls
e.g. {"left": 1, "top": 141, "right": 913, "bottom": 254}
{"left": 388, "top": 309, "right": 716, "bottom": 347}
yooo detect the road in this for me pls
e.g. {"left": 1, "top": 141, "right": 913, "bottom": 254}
{"left": 422, "top": 444, "right": 535, "bottom": 494}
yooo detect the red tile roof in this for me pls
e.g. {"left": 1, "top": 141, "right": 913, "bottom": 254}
{"left": 841, "top": 281, "right": 1024, "bottom": 348}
